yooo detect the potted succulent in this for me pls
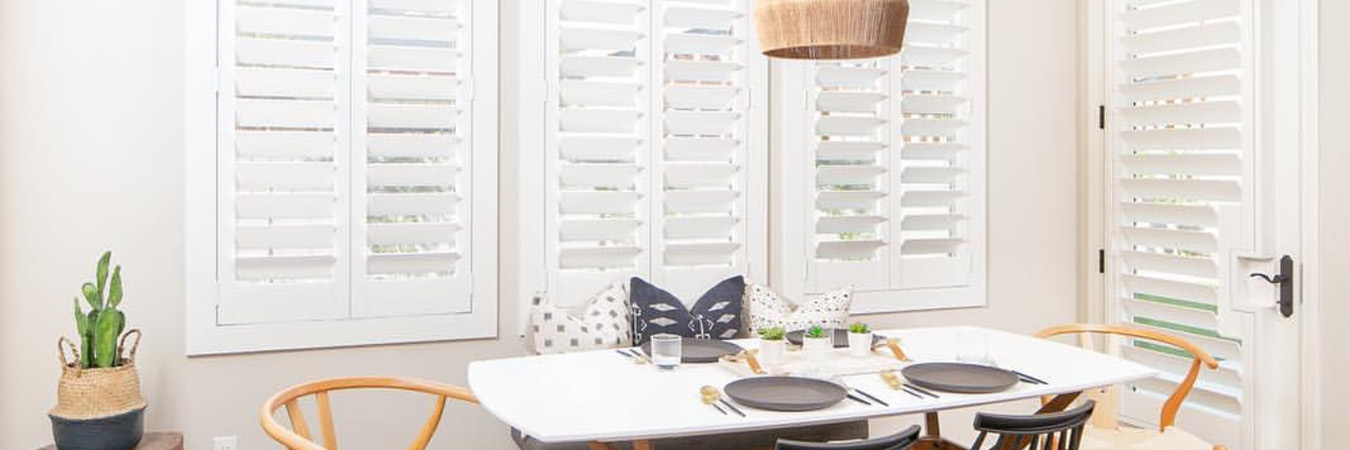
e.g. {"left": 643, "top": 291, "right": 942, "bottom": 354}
{"left": 757, "top": 326, "right": 787, "bottom": 366}
{"left": 50, "top": 252, "right": 147, "bottom": 450}
{"left": 847, "top": 322, "right": 873, "bottom": 357}
{"left": 801, "top": 325, "right": 833, "bottom": 360}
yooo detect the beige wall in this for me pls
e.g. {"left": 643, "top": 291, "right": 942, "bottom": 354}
{"left": 0, "top": 0, "right": 1082, "bottom": 449}
{"left": 1320, "top": 0, "right": 1349, "bottom": 446}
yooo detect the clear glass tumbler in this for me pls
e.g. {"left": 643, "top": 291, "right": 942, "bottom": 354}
{"left": 650, "top": 334, "right": 683, "bottom": 370}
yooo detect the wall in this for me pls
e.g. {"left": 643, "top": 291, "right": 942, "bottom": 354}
{"left": 1319, "top": 0, "right": 1349, "bottom": 446}
{"left": 0, "top": 0, "right": 1082, "bottom": 449}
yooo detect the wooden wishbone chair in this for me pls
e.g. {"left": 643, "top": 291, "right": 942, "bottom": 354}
{"left": 1034, "top": 324, "right": 1227, "bottom": 450}
{"left": 260, "top": 376, "right": 479, "bottom": 450}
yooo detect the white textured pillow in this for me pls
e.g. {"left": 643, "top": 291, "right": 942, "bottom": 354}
{"left": 529, "top": 283, "right": 632, "bottom": 355}
{"left": 745, "top": 283, "right": 853, "bottom": 334}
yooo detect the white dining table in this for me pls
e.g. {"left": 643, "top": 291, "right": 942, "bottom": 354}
{"left": 468, "top": 326, "right": 1157, "bottom": 450}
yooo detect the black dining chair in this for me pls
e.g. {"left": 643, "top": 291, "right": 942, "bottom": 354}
{"left": 775, "top": 425, "right": 921, "bottom": 450}
{"left": 970, "top": 401, "right": 1096, "bottom": 450}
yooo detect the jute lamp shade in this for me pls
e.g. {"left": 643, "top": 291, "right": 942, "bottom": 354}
{"left": 754, "top": 0, "right": 910, "bottom": 60}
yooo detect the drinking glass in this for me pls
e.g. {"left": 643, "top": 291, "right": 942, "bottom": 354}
{"left": 650, "top": 334, "right": 682, "bottom": 370}
{"left": 955, "top": 329, "right": 989, "bottom": 364}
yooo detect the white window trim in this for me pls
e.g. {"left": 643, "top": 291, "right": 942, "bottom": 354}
{"left": 184, "top": 0, "right": 499, "bottom": 355}
{"left": 515, "top": 0, "right": 770, "bottom": 331}
{"left": 770, "top": 1, "right": 989, "bottom": 314}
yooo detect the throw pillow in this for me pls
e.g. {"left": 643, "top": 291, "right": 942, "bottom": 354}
{"left": 630, "top": 276, "right": 745, "bottom": 345}
{"left": 528, "top": 283, "right": 631, "bottom": 355}
{"left": 744, "top": 283, "right": 852, "bottom": 334}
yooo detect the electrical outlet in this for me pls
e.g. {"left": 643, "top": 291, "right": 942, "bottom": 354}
{"left": 213, "top": 436, "right": 238, "bottom": 450}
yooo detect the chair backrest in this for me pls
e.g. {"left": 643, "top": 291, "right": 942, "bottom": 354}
{"left": 970, "top": 401, "right": 1096, "bottom": 450}
{"left": 1035, "top": 323, "right": 1220, "bottom": 431}
{"left": 775, "top": 425, "right": 921, "bottom": 450}
{"left": 260, "top": 376, "right": 479, "bottom": 450}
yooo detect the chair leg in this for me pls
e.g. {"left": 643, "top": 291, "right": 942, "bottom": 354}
{"left": 588, "top": 443, "right": 615, "bottom": 450}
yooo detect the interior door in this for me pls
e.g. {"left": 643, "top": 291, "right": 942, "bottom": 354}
{"left": 1102, "top": 0, "right": 1304, "bottom": 448}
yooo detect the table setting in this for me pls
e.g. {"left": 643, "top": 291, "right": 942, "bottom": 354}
{"left": 469, "top": 326, "right": 1157, "bottom": 449}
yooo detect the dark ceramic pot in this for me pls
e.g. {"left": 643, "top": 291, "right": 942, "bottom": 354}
{"left": 50, "top": 407, "right": 145, "bottom": 450}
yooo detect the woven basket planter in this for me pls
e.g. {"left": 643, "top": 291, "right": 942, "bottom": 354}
{"left": 754, "top": 0, "right": 910, "bottom": 60}
{"left": 50, "top": 330, "right": 147, "bottom": 450}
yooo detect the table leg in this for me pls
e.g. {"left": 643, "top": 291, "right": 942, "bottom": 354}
{"left": 587, "top": 440, "right": 653, "bottom": 450}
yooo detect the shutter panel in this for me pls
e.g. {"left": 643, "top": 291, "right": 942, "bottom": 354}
{"left": 651, "top": 0, "right": 754, "bottom": 300}
{"left": 545, "top": 0, "right": 653, "bottom": 305}
{"left": 807, "top": 59, "right": 893, "bottom": 292}
{"left": 802, "top": 0, "right": 984, "bottom": 297}
{"left": 218, "top": 0, "right": 350, "bottom": 324}
{"left": 895, "top": 0, "right": 978, "bottom": 289}
{"left": 1108, "top": 0, "right": 1250, "bottom": 443}
{"left": 352, "top": 0, "right": 474, "bottom": 316}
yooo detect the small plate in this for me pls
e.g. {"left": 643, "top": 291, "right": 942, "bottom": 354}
{"left": 639, "top": 338, "right": 742, "bottom": 364}
{"left": 901, "top": 362, "right": 1019, "bottom": 394}
{"left": 724, "top": 376, "right": 848, "bottom": 412}
{"left": 785, "top": 329, "right": 883, "bottom": 348}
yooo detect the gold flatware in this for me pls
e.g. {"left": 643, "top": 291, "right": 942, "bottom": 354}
{"left": 699, "top": 386, "right": 728, "bottom": 415}
{"left": 719, "top": 349, "right": 766, "bottom": 375}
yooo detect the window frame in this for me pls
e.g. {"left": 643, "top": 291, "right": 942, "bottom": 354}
{"left": 770, "top": 0, "right": 989, "bottom": 314}
{"left": 184, "top": 0, "right": 499, "bottom": 355}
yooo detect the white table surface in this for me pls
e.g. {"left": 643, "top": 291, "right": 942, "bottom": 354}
{"left": 468, "top": 326, "right": 1157, "bottom": 444}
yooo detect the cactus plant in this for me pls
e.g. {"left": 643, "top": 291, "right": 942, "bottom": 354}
{"left": 71, "top": 251, "right": 129, "bottom": 369}
{"left": 758, "top": 326, "right": 786, "bottom": 341}
{"left": 804, "top": 325, "right": 828, "bottom": 339}
{"left": 849, "top": 322, "right": 870, "bottom": 334}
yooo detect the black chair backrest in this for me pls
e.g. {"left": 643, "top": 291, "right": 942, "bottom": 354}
{"left": 970, "top": 401, "right": 1096, "bottom": 450}
{"left": 775, "top": 425, "right": 921, "bottom": 450}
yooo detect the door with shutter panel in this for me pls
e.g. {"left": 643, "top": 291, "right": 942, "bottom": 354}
{"left": 218, "top": 0, "right": 352, "bottom": 324}
{"left": 352, "top": 0, "right": 475, "bottom": 317}
{"left": 777, "top": 0, "right": 986, "bottom": 313}
{"left": 540, "top": 0, "right": 766, "bottom": 308}
{"left": 1103, "top": 0, "right": 1304, "bottom": 447}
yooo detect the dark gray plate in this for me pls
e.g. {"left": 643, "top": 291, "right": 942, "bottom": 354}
{"left": 639, "top": 339, "right": 742, "bottom": 364}
{"left": 901, "top": 362, "right": 1019, "bottom": 394}
{"left": 785, "top": 329, "right": 883, "bottom": 348}
{"left": 724, "top": 376, "right": 848, "bottom": 412}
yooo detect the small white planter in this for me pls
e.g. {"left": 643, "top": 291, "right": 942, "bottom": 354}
{"left": 847, "top": 332, "right": 874, "bottom": 357}
{"left": 802, "top": 336, "right": 833, "bottom": 360}
{"left": 759, "top": 339, "right": 786, "bottom": 367}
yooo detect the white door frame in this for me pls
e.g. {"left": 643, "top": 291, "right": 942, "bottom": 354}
{"left": 1080, "top": 0, "right": 1323, "bottom": 447}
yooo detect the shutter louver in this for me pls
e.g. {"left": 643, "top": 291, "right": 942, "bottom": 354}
{"left": 1109, "top": 0, "right": 1249, "bottom": 442}
{"left": 546, "top": 0, "right": 652, "bottom": 304}
{"left": 800, "top": 0, "right": 982, "bottom": 296}
{"left": 652, "top": 0, "right": 753, "bottom": 299}
{"left": 219, "top": 0, "right": 349, "bottom": 324}
{"left": 353, "top": 0, "right": 474, "bottom": 316}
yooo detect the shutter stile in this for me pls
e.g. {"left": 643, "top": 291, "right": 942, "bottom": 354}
{"left": 219, "top": 0, "right": 350, "bottom": 324}
{"left": 1108, "top": 0, "right": 1250, "bottom": 441}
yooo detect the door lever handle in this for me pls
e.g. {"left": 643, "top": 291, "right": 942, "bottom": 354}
{"left": 1248, "top": 273, "right": 1288, "bottom": 284}
{"left": 1248, "top": 255, "right": 1295, "bottom": 318}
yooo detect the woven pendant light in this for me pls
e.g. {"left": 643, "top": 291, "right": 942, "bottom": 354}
{"left": 754, "top": 0, "right": 910, "bottom": 60}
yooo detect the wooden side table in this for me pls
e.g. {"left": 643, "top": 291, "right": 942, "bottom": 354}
{"left": 36, "top": 432, "right": 182, "bottom": 450}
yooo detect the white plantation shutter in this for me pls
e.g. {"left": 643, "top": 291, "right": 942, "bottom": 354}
{"left": 353, "top": 0, "right": 474, "bottom": 316}
{"left": 1107, "top": 0, "right": 1251, "bottom": 444}
{"left": 219, "top": 0, "right": 351, "bottom": 324}
{"left": 209, "top": 0, "right": 494, "bottom": 331}
{"left": 539, "top": 0, "right": 765, "bottom": 307}
{"left": 777, "top": 0, "right": 986, "bottom": 312}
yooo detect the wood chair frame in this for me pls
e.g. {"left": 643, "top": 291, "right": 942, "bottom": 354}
{"left": 260, "top": 376, "right": 479, "bottom": 450}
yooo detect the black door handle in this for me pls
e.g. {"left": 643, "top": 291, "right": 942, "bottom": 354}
{"left": 1248, "top": 255, "right": 1294, "bottom": 318}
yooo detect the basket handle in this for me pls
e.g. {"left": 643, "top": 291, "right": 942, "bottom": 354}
{"left": 118, "top": 329, "right": 142, "bottom": 365}
{"left": 57, "top": 336, "right": 83, "bottom": 377}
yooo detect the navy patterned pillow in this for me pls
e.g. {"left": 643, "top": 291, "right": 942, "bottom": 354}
{"left": 630, "top": 276, "right": 745, "bottom": 345}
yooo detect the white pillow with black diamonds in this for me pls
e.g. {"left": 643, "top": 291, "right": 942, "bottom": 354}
{"left": 528, "top": 283, "right": 631, "bottom": 355}
{"left": 745, "top": 283, "right": 853, "bottom": 334}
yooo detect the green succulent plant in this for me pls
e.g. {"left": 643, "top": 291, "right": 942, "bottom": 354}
{"left": 804, "top": 325, "right": 828, "bottom": 339}
{"left": 849, "top": 322, "right": 870, "bottom": 334}
{"left": 758, "top": 327, "right": 786, "bottom": 341}
{"left": 71, "top": 251, "right": 128, "bottom": 369}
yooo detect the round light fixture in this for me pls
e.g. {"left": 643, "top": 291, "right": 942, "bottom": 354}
{"left": 754, "top": 0, "right": 910, "bottom": 60}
